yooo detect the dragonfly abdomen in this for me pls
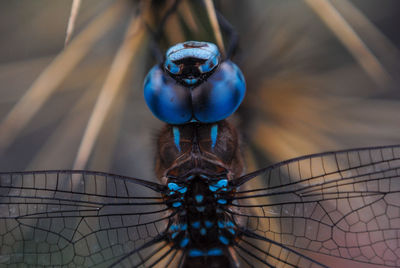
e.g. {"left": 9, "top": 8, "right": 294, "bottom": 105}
{"left": 166, "top": 176, "right": 238, "bottom": 267}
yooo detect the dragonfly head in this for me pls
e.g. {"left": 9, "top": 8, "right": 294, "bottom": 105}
{"left": 144, "top": 41, "right": 246, "bottom": 124}
{"left": 164, "top": 41, "right": 220, "bottom": 87}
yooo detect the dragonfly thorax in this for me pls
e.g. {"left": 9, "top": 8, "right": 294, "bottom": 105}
{"left": 155, "top": 121, "right": 244, "bottom": 184}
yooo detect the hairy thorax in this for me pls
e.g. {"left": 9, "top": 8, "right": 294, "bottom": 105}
{"left": 155, "top": 120, "right": 244, "bottom": 183}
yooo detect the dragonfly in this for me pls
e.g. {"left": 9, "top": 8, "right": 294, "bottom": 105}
{"left": 1, "top": 5, "right": 400, "bottom": 268}
{"left": 1, "top": 40, "right": 400, "bottom": 267}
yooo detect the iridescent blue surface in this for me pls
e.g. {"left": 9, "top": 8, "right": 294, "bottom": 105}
{"left": 144, "top": 66, "right": 192, "bottom": 124}
{"left": 210, "top": 124, "right": 218, "bottom": 148}
{"left": 143, "top": 41, "right": 246, "bottom": 124}
{"left": 172, "top": 126, "right": 181, "bottom": 152}
{"left": 191, "top": 61, "right": 245, "bottom": 123}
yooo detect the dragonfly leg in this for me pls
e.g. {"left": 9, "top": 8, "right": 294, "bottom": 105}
{"left": 216, "top": 10, "right": 238, "bottom": 60}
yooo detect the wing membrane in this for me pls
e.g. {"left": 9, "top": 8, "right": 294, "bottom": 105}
{"left": 233, "top": 233, "right": 327, "bottom": 268}
{"left": 0, "top": 170, "right": 172, "bottom": 267}
{"left": 2, "top": 145, "right": 400, "bottom": 267}
{"left": 229, "top": 145, "right": 400, "bottom": 267}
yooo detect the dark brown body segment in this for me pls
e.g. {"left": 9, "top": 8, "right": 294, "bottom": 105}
{"left": 155, "top": 120, "right": 244, "bottom": 183}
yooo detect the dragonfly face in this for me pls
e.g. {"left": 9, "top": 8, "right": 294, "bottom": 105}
{"left": 1, "top": 36, "right": 400, "bottom": 268}
{"left": 144, "top": 41, "right": 246, "bottom": 124}
{"left": 164, "top": 41, "right": 220, "bottom": 86}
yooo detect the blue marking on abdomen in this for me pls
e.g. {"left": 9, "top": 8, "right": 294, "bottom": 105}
{"left": 187, "top": 248, "right": 223, "bottom": 257}
{"left": 173, "top": 127, "right": 181, "bottom": 152}
{"left": 195, "top": 194, "right": 204, "bottom": 203}
{"left": 217, "top": 199, "right": 227, "bottom": 204}
{"left": 216, "top": 179, "right": 228, "bottom": 187}
{"left": 211, "top": 124, "right": 218, "bottom": 148}
{"left": 188, "top": 249, "right": 203, "bottom": 257}
{"left": 209, "top": 185, "right": 218, "bottom": 192}
{"left": 207, "top": 248, "right": 223, "bottom": 256}
{"left": 172, "top": 202, "right": 182, "bottom": 208}
{"left": 180, "top": 237, "right": 189, "bottom": 247}
{"left": 196, "top": 206, "right": 205, "bottom": 212}
{"left": 191, "top": 221, "right": 201, "bottom": 229}
{"left": 178, "top": 187, "right": 187, "bottom": 194}
{"left": 204, "top": 220, "right": 213, "bottom": 228}
{"left": 168, "top": 183, "right": 179, "bottom": 191}
{"left": 219, "top": 235, "right": 229, "bottom": 245}
{"left": 200, "top": 228, "right": 206, "bottom": 235}
{"left": 169, "top": 225, "right": 177, "bottom": 231}
{"left": 168, "top": 183, "right": 187, "bottom": 195}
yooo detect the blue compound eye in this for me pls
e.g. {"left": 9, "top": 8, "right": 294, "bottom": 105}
{"left": 192, "top": 61, "right": 246, "bottom": 123}
{"left": 144, "top": 66, "right": 192, "bottom": 124}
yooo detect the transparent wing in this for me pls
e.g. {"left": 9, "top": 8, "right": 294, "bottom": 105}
{"left": 0, "top": 170, "right": 180, "bottom": 267}
{"left": 229, "top": 145, "right": 400, "bottom": 267}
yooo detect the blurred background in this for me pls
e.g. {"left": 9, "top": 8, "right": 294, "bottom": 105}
{"left": 0, "top": 1, "right": 399, "bottom": 267}
{"left": 0, "top": 0, "right": 399, "bottom": 179}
